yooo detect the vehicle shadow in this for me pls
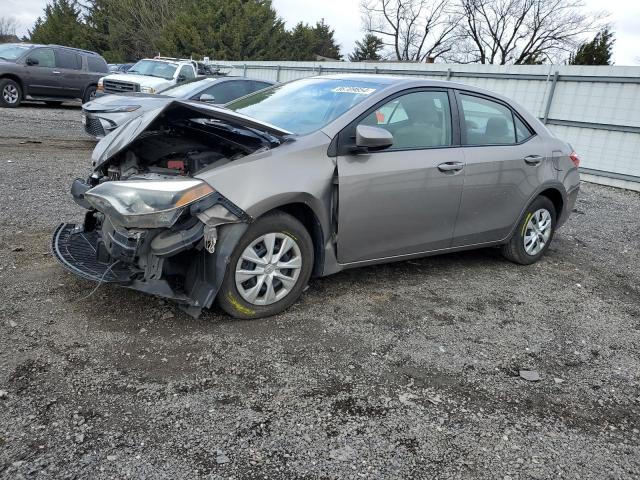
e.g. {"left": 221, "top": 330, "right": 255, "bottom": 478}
{"left": 21, "top": 101, "right": 82, "bottom": 110}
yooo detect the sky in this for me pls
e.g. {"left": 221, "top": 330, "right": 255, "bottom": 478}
{"left": 6, "top": 0, "right": 640, "bottom": 65}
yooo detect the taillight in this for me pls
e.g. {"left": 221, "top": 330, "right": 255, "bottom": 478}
{"left": 569, "top": 151, "right": 580, "bottom": 168}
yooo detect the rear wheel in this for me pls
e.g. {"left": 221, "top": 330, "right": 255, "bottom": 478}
{"left": 0, "top": 79, "right": 22, "bottom": 108}
{"left": 217, "top": 212, "right": 314, "bottom": 319}
{"left": 502, "top": 196, "right": 556, "bottom": 265}
{"left": 82, "top": 85, "right": 97, "bottom": 104}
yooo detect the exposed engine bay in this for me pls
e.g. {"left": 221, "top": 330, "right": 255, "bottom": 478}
{"left": 96, "top": 116, "right": 278, "bottom": 182}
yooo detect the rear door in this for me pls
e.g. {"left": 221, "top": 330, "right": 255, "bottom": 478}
{"left": 336, "top": 89, "right": 465, "bottom": 263}
{"left": 451, "top": 91, "right": 552, "bottom": 246}
{"left": 54, "top": 49, "right": 85, "bottom": 99}
{"left": 22, "top": 47, "right": 61, "bottom": 97}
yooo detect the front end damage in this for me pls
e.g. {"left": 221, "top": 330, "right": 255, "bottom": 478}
{"left": 52, "top": 100, "right": 290, "bottom": 317}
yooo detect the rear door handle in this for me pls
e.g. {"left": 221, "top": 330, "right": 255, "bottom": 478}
{"left": 524, "top": 155, "right": 543, "bottom": 165}
{"left": 437, "top": 162, "right": 464, "bottom": 172}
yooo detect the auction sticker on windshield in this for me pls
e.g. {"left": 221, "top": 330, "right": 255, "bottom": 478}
{"left": 331, "top": 86, "right": 376, "bottom": 95}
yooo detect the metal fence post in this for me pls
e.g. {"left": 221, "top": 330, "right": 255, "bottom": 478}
{"left": 374, "top": 66, "right": 379, "bottom": 74}
{"left": 276, "top": 65, "right": 281, "bottom": 82}
{"left": 446, "top": 68, "right": 452, "bottom": 80}
{"left": 318, "top": 65, "right": 323, "bottom": 76}
{"left": 243, "top": 64, "right": 247, "bottom": 77}
{"left": 543, "top": 71, "right": 559, "bottom": 124}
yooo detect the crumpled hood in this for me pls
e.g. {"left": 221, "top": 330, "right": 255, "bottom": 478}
{"left": 91, "top": 99, "right": 292, "bottom": 168}
{"left": 101, "top": 73, "right": 172, "bottom": 89}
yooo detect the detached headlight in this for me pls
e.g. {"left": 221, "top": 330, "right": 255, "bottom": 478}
{"left": 140, "top": 86, "right": 156, "bottom": 94}
{"left": 84, "top": 179, "right": 214, "bottom": 228}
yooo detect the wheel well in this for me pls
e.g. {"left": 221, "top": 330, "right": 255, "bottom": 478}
{"left": 539, "top": 188, "right": 564, "bottom": 218}
{"left": 273, "top": 203, "right": 325, "bottom": 276}
{"left": 0, "top": 74, "right": 24, "bottom": 93}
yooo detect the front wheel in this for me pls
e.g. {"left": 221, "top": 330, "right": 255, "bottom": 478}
{"left": 0, "top": 79, "right": 22, "bottom": 108}
{"left": 217, "top": 212, "right": 314, "bottom": 319}
{"left": 502, "top": 196, "right": 556, "bottom": 265}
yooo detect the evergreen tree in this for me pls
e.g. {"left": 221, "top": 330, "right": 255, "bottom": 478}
{"left": 311, "top": 19, "right": 341, "bottom": 59}
{"left": 29, "top": 0, "right": 90, "bottom": 49}
{"left": 570, "top": 28, "right": 614, "bottom": 65}
{"left": 348, "top": 34, "right": 384, "bottom": 62}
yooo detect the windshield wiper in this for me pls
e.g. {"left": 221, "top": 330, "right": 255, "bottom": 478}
{"left": 0, "top": 56, "right": 8, "bottom": 61}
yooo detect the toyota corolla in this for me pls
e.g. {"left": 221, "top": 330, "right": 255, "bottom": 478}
{"left": 53, "top": 75, "right": 580, "bottom": 319}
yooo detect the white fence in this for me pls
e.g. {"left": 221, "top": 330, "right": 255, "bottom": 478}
{"left": 217, "top": 61, "right": 640, "bottom": 191}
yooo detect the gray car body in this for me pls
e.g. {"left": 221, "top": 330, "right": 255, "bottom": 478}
{"left": 190, "top": 75, "right": 579, "bottom": 272}
{"left": 57, "top": 74, "right": 579, "bottom": 316}
{"left": 82, "top": 77, "right": 276, "bottom": 138}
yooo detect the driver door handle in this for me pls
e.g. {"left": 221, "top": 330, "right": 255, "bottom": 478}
{"left": 524, "top": 155, "right": 543, "bottom": 165}
{"left": 437, "top": 161, "right": 464, "bottom": 172}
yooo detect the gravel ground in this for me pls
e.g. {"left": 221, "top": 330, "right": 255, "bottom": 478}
{"left": 0, "top": 105, "right": 639, "bottom": 479}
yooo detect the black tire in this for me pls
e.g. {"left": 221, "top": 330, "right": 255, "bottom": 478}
{"left": 45, "top": 101, "right": 63, "bottom": 107}
{"left": 82, "top": 85, "right": 97, "bottom": 104}
{"left": 217, "top": 211, "right": 314, "bottom": 319}
{"left": 0, "top": 78, "right": 22, "bottom": 108}
{"left": 502, "top": 195, "right": 556, "bottom": 265}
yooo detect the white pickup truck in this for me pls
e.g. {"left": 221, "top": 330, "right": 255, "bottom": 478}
{"left": 96, "top": 57, "right": 198, "bottom": 96}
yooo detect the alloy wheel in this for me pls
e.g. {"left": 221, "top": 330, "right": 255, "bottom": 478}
{"left": 2, "top": 84, "right": 18, "bottom": 104}
{"left": 235, "top": 232, "right": 302, "bottom": 305}
{"left": 523, "top": 208, "right": 552, "bottom": 256}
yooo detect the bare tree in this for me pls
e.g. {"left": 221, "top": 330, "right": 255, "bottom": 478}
{"left": 361, "top": 0, "right": 460, "bottom": 62}
{"left": 454, "top": 0, "right": 605, "bottom": 64}
{"left": 0, "top": 16, "right": 19, "bottom": 42}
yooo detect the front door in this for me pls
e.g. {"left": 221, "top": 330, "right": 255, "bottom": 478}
{"left": 336, "top": 89, "right": 465, "bottom": 264}
{"left": 451, "top": 92, "right": 553, "bottom": 247}
{"left": 22, "top": 47, "right": 61, "bottom": 97}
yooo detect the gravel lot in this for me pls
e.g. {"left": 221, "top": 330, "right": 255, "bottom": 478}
{"left": 1, "top": 104, "right": 639, "bottom": 479}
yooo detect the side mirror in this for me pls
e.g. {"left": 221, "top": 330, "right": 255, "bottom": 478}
{"left": 177, "top": 74, "right": 187, "bottom": 82}
{"left": 26, "top": 57, "right": 39, "bottom": 66}
{"left": 198, "top": 93, "right": 216, "bottom": 103}
{"left": 354, "top": 125, "right": 393, "bottom": 152}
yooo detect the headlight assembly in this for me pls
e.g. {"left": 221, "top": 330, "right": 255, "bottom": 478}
{"left": 84, "top": 179, "right": 215, "bottom": 228}
{"left": 140, "top": 86, "right": 156, "bottom": 94}
{"left": 104, "top": 105, "right": 141, "bottom": 113}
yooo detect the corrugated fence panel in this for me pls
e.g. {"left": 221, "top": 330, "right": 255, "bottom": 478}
{"left": 216, "top": 61, "right": 640, "bottom": 189}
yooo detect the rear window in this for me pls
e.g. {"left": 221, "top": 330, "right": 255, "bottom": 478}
{"left": 87, "top": 56, "right": 108, "bottom": 73}
{"left": 55, "top": 49, "right": 82, "bottom": 70}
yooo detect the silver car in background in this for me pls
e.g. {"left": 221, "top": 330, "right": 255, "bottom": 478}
{"left": 82, "top": 77, "right": 275, "bottom": 138}
{"left": 54, "top": 75, "right": 580, "bottom": 319}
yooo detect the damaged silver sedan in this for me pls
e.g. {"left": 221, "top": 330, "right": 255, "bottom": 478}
{"left": 53, "top": 75, "right": 580, "bottom": 318}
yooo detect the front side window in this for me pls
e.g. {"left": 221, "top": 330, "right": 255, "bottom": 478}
{"left": 28, "top": 48, "right": 55, "bottom": 68}
{"left": 227, "top": 78, "right": 386, "bottom": 135}
{"left": 358, "top": 91, "right": 452, "bottom": 149}
{"left": 127, "top": 60, "right": 177, "bottom": 80}
{"left": 460, "top": 94, "right": 517, "bottom": 145}
{"left": 179, "top": 65, "right": 196, "bottom": 80}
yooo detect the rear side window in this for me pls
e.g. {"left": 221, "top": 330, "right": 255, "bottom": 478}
{"left": 515, "top": 116, "right": 533, "bottom": 142}
{"left": 460, "top": 94, "right": 517, "bottom": 145}
{"left": 28, "top": 48, "right": 55, "bottom": 68}
{"left": 55, "top": 49, "right": 82, "bottom": 70}
{"left": 250, "top": 81, "right": 273, "bottom": 92}
{"left": 87, "top": 56, "right": 108, "bottom": 73}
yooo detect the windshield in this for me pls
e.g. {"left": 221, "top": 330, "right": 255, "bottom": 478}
{"left": 0, "top": 44, "right": 32, "bottom": 62}
{"left": 159, "top": 78, "right": 214, "bottom": 98}
{"left": 127, "top": 60, "right": 177, "bottom": 80}
{"left": 226, "top": 78, "right": 385, "bottom": 135}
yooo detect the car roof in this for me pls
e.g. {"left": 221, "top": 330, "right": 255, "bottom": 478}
{"left": 4, "top": 42, "right": 101, "bottom": 56}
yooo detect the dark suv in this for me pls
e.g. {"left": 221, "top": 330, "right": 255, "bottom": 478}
{"left": 0, "top": 43, "right": 109, "bottom": 108}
